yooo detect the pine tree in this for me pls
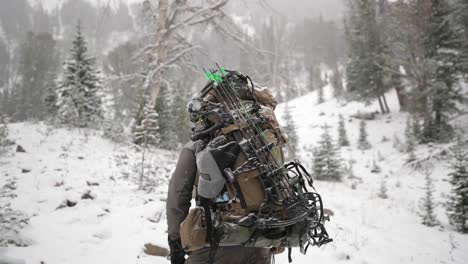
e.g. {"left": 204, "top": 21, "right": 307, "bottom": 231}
{"left": 421, "top": 170, "right": 438, "bottom": 227}
{"left": 282, "top": 102, "right": 298, "bottom": 158}
{"left": 345, "top": 0, "right": 391, "bottom": 114}
{"left": 338, "top": 114, "right": 350, "bottom": 147}
{"left": 133, "top": 95, "right": 160, "bottom": 146}
{"left": 57, "top": 21, "right": 102, "bottom": 127}
{"left": 426, "top": 0, "right": 468, "bottom": 141}
{"left": 447, "top": 134, "right": 468, "bottom": 233}
{"left": 313, "top": 124, "right": 343, "bottom": 181}
{"left": 358, "top": 120, "right": 371, "bottom": 150}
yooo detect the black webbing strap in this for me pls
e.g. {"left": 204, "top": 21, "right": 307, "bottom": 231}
{"left": 200, "top": 198, "right": 219, "bottom": 264}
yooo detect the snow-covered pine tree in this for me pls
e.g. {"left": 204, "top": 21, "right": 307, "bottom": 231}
{"left": 133, "top": 95, "right": 160, "bottom": 146}
{"left": 447, "top": 134, "right": 468, "bottom": 233}
{"left": 358, "top": 120, "right": 371, "bottom": 150}
{"left": 313, "top": 124, "right": 343, "bottom": 181}
{"left": 423, "top": 0, "right": 467, "bottom": 142}
{"left": 282, "top": 102, "right": 298, "bottom": 158}
{"left": 345, "top": 0, "right": 391, "bottom": 114}
{"left": 420, "top": 170, "right": 438, "bottom": 227}
{"left": 338, "top": 114, "right": 350, "bottom": 147}
{"left": 57, "top": 21, "right": 102, "bottom": 127}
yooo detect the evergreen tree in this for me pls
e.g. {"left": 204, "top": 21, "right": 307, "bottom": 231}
{"left": 338, "top": 114, "right": 350, "bottom": 147}
{"left": 133, "top": 95, "right": 160, "bottom": 146}
{"left": 313, "top": 124, "right": 343, "bottom": 181}
{"left": 282, "top": 102, "right": 298, "bottom": 157}
{"left": 447, "top": 134, "right": 468, "bottom": 233}
{"left": 57, "top": 22, "right": 102, "bottom": 127}
{"left": 345, "top": 0, "right": 391, "bottom": 114}
{"left": 405, "top": 116, "right": 417, "bottom": 162}
{"left": 426, "top": 0, "right": 468, "bottom": 141}
{"left": 420, "top": 170, "right": 438, "bottom": 226}
{"left": 358, "top": 120, "right": 371, "bottom": 150}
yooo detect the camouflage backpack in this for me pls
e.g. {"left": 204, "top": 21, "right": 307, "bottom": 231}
{"left": 180, "top": 69, "right": 332, "bottom": 262}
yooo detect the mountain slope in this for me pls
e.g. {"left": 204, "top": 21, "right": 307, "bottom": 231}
{"left": 0, "top": 86, "right": 467, "bottom": 264}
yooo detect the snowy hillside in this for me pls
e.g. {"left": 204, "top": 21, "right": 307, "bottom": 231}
{"left": 1, "top": 86, "right": 468, "bottom": 264}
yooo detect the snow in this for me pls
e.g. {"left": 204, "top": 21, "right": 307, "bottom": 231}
{"left": 1, "top": 85, "right": 468, "bottom": 264}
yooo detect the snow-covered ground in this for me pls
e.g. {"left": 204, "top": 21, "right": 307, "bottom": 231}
{"left": 1, "top": 86, "right": 468, "bottom": 264}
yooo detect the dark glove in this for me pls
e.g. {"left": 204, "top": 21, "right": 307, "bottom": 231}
{"left": 168, "top": 237, "right": 186, "bottom": 264}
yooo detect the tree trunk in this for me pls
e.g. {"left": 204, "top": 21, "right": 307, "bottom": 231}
{"left": 151, "top": 0, "right": 169, "bottom": 104}
{"left": 377, "top": 96, "right": 385, "bottom": 114}
{"left": 382, "top": 94, "right": 390, "bottom": 113}
{"left": 394, "top": 86, "right": 407, "bottom": 111}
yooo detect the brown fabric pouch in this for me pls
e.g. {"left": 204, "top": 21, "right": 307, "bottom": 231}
{"left": 180, "top": 207, "right": 208, "bottom": 252}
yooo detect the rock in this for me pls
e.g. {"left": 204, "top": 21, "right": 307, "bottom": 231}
{"left": 77, "top": 156, "right": 85, "bottom": 160}
{"left": 16, "top": 145, "right": 26, "bottom": 153}
{"left": 143, "top": 243, "right": 169, "bottom": 257}
{"left": 56, "top": 199, "right": 77, "bottom": 210}
{"left": 21, "top": 169, "right": 31, "bottom": 173}
{"left": 66, "top": 200, "right": 77, "bottom": 207}
{"left": 81, "top": 190, "right": 95, "bottom": 200}
{"left": 86, "top": 181, "right": 99, "bottom": 186}
{"left": 351, "top": 111, "right": 378, "bottom": 120}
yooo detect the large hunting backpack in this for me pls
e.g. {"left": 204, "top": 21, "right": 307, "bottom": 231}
{"left": 180, "top": 69, "right": 332, "bottom": 263}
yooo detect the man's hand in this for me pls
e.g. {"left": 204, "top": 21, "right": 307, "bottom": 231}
{"left": 168, "top": 237, "right": 186, "bottom": 264}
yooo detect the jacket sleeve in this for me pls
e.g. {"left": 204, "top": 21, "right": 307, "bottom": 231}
{"left": 166, "top": 141, "right": 198, "bottom": 241}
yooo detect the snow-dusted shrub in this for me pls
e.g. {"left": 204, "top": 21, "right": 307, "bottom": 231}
{"left": 0, "top": 181, "right": 30, "bottom": 247}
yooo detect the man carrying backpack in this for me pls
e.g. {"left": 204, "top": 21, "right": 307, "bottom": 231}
{"left": 165, "top": 69, "right": 331, "bottom": 264}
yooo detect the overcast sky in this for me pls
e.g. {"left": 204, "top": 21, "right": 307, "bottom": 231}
{"left": 37, "top": 0, "right": 345, "bottom": 21}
